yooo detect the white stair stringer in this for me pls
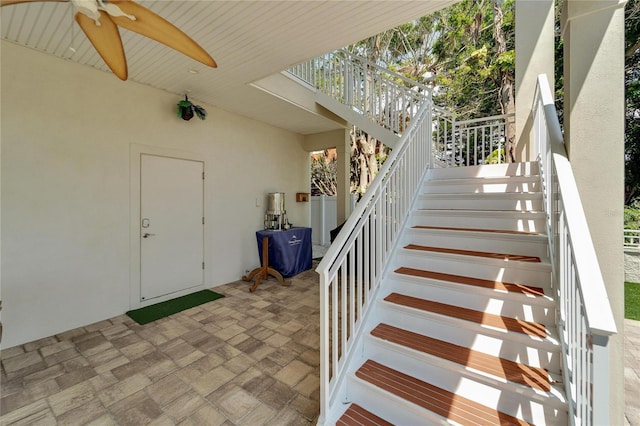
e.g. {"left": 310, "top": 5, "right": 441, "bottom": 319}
{"left": 327, "top": 162, "right": 567, "bottom": 426}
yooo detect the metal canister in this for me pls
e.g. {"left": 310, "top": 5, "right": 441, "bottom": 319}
{"left": 267, "top": 192, "right": 285, "bottom": 214}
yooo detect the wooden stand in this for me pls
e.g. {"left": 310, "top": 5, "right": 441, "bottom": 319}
{"left": 242, "top": 236, "right": 286, "bottom": 292}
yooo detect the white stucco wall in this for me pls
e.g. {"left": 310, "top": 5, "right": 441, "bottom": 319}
{"left": 0, "top": 42, "right": 310, "bottom": 349}
{"left": 562, "top": 2, "right": 626, "bottom": 423}
{"left": 625, "top": 250, "right": 640, "bottom": 284}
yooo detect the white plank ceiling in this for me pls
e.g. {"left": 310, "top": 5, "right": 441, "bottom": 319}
{"left": 1, "top": 0, "right": 456, "bottom": 134}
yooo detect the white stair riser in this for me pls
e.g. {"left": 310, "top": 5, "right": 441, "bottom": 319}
{"left": 358, "top": 346, "right": 567, "bottom": 425}
{"left": 412, "top": 211, "right": 546, "bottom": 233}
{"left": 424, "top": 181, "right": 541, "bottom": 194}
{"left": 403, "top": 229, "right": 549, "bottom": 259}
{"left": 388, "top": 273, "right": 554, "bottom": 307}
{"left": 396, "top": 250, "right": 552, "bottom": 288}
{"left": 346, "top": 375, "right": 451, "bottom": 426}
{"left": 377, "top": 303, "right": 561, "bottom": 371}
{"left": 385, "top": 279, "right": 554, "bottom": 325}
{"left": 365, "top": 336, "right": 566, "bottom": 409}
{"left": 427, "top": 162, "right": 540, "bottom": 179}
{"left": 418, "top": 195, "right": 543, "bottom": 211}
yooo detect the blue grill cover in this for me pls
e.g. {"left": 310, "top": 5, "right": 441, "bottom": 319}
{"left": 256, "top": 227, "right": 312, "bottom": 278}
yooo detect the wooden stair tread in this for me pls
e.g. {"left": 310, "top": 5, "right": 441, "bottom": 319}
{"left": 356, "top": 360, "right": 532, "bottom": 426}
{"left": 394, "top": 267, "right": 545, "bottom": 297}
{"left": 413, "top": 224, "right": 541, "bottom": 236}
{"left": 384, "top": 293, "right": 547, "bottom": 338}
{"left": 404, "top": 244, "right": 542, "bottom": 263}
{"left": 371, "top": 323, "right": 551, "bottom": 391}
{"left": 336, "top": 403, "right": 393, "bottom": 426}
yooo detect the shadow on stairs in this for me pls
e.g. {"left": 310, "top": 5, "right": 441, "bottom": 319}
{"left": 329, "top": 162, "right": 567, "bottom": 426}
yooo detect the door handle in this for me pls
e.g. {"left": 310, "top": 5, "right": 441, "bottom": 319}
{"left": 142, "top": 233, "right": 156, "bottom": 238}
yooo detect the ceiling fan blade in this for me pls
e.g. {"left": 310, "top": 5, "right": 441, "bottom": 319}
{"left": 75, "top": 10, "right": 128, "bottom": 80}
{"left": 1, "top": 0, "right": 65, "bottom": 6}
{"left": 109, "top": 0, "right": 216, "bottom": 68}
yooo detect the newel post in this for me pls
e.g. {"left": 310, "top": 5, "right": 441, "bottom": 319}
{"left": 591, "top": 333, "right": 611, "bottom": 425}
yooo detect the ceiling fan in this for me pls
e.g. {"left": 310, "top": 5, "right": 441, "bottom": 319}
{"left": 0, "top": 0, "right": 217, "bottom": 80}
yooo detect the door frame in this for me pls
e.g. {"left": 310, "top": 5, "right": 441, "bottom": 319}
{"left": 129, "top": 144, "right": 211, "bottom": 310}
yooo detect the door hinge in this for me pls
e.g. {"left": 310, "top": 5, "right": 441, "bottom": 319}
{"left": 202, "top": 262, "right": 205, "bottom": 270}
{"left": 202, "top": 217, "right": 205, "bottom": 225}
{"left": 202, "top": 172, "right": 205, "bottom": 180}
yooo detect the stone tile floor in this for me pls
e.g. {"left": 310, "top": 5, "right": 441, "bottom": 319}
{"left": 626, "top": 318, "right": 640, "bottom": 426}
{"left": 2, "top": 263, "right": 639, "bottom": 425}
{"left": 0, "top": 266, "right": 321, "bottom": 425}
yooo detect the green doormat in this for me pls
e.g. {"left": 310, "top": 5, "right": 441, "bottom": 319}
{"left": 126, "top": 289, "right": 224, "bottom": 325}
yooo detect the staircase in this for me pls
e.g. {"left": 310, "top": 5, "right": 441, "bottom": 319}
{"left": 327, "top": 162, "right": 568, "bottom": 425}
{"left": 300, "top": 53, "right": 615, "bottom": 426}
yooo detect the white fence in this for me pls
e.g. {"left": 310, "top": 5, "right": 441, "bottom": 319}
{"left": 432, "top": 109, "right": 513, "bottom": 167}
{"left": 533, "top": 74, "right": 617, "bottom": 425}
{"left": 625, "top": 229, "right": 640, "bottom": 249}
{"left": 310, "top": 195, "right": 356, "bottom": 246}
{"left": 625, "top": 229, "right": 640, "bottom": 283}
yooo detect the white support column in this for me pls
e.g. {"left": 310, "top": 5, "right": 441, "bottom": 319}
{"left": 515, "top": 0, "right": 555, "bottom": 161}
{"left": 336, "top": 128, "right": 352, "bottom": 224}
{"left": 562, "top": 1, "right": 626, "bottom": 423}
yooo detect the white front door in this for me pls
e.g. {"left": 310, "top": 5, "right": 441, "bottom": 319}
{"left": 140, "top": 154, "right": 204, "bottom": 301}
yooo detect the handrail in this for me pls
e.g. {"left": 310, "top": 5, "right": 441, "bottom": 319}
{"left": 533, "top": 74, "right": 617, "bottom": 425}
{"left": 288, "top": 50, "right": 431, "bottom": 136}
{"left": 455, "top": 113, "right": 513, "bottom": 165}
{"left": 432, "top": 111, "right": 513, "bottom": 167}
{"left": 313, "top": 70, "right": 433, "bottom": 424}
{"left": 288, "top": 54, "right": 511, "bottom": 167}
{"left": 625, "top": 229, "right": 640, "bottom": 249}
{"left": 456, "top": 113, "right": 514, "bottom": 126}
{"left": 290, "top": 53, "right": 435, "bottom": 423}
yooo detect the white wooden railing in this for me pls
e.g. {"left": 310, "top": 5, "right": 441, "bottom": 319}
{"left": 297, "top": 54, "right": 434, "bottom": 423}
{"left": 432, "top": 111, "right": 513, "bottom": 167}
{"left": 288, "top": 50, "right": 430, "bottom": 136}
{"left": 293, "top": 53, "right": 616, "bottom": 424}
{"left": 533, "top": 74, "right": 617, "bottom": 425}
{"left": 625, "top": 229, "right": 640, "bottom": 249}
{"left": 291, "top": 53, "right": 434, "bottom": 423}
{"left": 316, "top": 103, "right": 432, "bottom": 425}
{"left": 289, "top": 53, "right": 511, "bottom": 168}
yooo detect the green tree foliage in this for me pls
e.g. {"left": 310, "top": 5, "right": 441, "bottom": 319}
{"left": 347, "top": 0, "right": 515, "bottom": 121}
{"left": 431, "top": 0, "right": 515, "bottom": 121}
{"left": 625, "top": 205, "right": 640, "bottom": 230}
{"left": 347, "top": 16, "right": 439, "bottom": 84}
{"left": 626, "top": 0, "right": 640, "bottom": 205}
{"left": 312, "top": 1, "right": 516, "bottom": 194}
{"left": 310, "top": 152, "right": 337, "bottom": 196}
